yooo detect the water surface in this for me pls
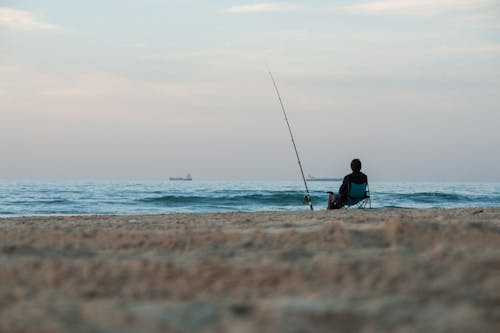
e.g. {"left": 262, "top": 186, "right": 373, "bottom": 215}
{"left": 0, "top": 181, "right": 498, "bottom": 216}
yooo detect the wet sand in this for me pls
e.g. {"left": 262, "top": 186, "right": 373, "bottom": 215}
{"left": 1, "top": 208, "right": 499, "bottom": 333}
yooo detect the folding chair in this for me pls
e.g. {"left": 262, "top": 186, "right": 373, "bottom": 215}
{"left": 344, "top": 182, "right": 371, "bottom": 209}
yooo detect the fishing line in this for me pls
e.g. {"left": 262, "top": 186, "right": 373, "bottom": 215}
{"left": 268, "top": 69, "right": 313, "bottom": 211}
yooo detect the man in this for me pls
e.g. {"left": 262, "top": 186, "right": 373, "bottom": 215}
{"left": 328, "top": 159, "right": 368, "bottom": 209}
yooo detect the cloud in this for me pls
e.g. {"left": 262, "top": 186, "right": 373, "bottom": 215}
{"left": 431, "top": 43, "right": 500, "bottom": 56}
{"left": 224, "top": 3, "right": 299, "bottom": 14}
{"left": 122, "top": 42, "right": 146, "bottom": 49}
{"left": 0, "top": 7, "right": 60, "bottom": 31}
{"left": 343, "top": 0, "right": 497, "bottom": 16}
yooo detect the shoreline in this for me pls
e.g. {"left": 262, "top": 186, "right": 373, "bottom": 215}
{"left": 1, "top": 208, "right": 499, "bottom": 332}
{"left": 0, "top": 206, "right": 494, "bottom": 219}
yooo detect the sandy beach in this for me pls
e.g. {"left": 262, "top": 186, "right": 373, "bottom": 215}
{"left": 0, "top": 208, "right": 499, "bottom": 333}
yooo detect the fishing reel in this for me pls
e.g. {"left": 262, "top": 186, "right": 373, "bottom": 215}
{"left": 303, "top": 194, "right": 313, "bottom": 210}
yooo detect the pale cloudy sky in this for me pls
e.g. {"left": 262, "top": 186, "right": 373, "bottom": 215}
{"left": 1, "top": 0, "right": 499, "bottom": 181}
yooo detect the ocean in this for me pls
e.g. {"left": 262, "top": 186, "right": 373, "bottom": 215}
{"left": 0, "top": 181, "right": 499, "bottom": 216}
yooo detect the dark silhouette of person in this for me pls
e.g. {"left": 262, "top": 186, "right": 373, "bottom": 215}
{"left": 328, "top": 159, "right": 368, "bottom": 209}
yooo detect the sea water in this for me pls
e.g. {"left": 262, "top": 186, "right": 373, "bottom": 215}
{"left": 0, "top": 181, "right": 499, "bottom": 216}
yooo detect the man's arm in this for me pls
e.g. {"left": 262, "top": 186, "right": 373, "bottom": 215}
{"left": 339, "top": 175, "right": 350, "bottom": 197}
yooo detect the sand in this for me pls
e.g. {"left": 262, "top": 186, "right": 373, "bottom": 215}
{"left": 0, "top": 208, "right": 499, "bottom": 333}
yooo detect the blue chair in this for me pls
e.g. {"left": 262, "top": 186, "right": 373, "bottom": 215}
{"left": 344, "top": 182, "right": 371, "bottom": 209}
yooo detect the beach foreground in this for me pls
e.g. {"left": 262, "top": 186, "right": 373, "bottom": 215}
{"left": 1, "top": 208, "right": 499, "bottom": 333}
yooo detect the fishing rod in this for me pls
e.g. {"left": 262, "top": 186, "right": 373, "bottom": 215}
{"left": 268, "top": 69, "right": 313, "bottom": 211}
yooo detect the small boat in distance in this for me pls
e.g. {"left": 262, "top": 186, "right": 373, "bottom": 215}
{"left": 169, "top": 173, "right": 192, "bottom": 181}
{"left": 306, "top": 175, "right": 342, "bottom": 182}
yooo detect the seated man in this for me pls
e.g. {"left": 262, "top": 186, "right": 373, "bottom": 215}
{"left": 328, "top": 159, "right": 368, "bottom": 209}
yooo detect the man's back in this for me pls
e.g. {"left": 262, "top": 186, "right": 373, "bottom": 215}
{"left": 339, "top": 171, "right": 368, "bottom": 199}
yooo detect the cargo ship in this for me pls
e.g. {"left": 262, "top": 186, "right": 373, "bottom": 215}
{"left": 306, "top": 175, "right": 342, "bottom": 182}
{"left": 169, "top": 173, "right": 192, "bottom": 181}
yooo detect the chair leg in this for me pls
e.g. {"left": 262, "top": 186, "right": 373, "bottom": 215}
{"left": 355, "top": 199, "right": 370, "bottom": 209}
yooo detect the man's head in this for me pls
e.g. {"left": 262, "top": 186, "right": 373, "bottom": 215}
{"left": 351, "top": 159, "right": 362, "bottom": 172}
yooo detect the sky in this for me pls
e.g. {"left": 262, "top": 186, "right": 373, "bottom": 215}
{"left": 1, "top": 0, "right": 499, "bottom": 181}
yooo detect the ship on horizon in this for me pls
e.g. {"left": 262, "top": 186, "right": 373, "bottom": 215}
{"left": 306, "top": 175, "right": 342, "bottom": 182}
{"left": 169, "top": 173, "right": 192, "bottom": 181}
